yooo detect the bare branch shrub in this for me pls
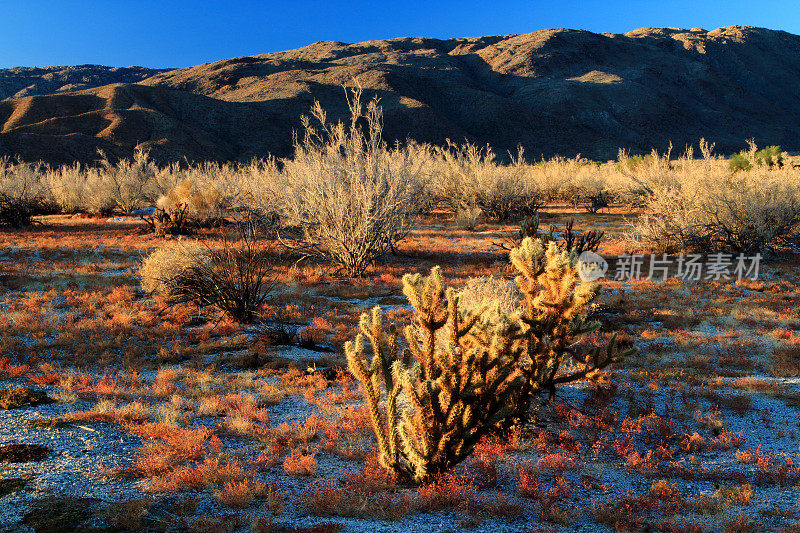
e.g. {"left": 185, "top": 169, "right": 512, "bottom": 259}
{"left": 140, "top": 241, "right": 211, "bottom": 295}
{"left": 96, "top": 149, "right": 159, "bottom": 214}
{"left": 275, "top": 89, "right": 420, "bottom": 276}
{"left": 0, "top": 158, "right": 52, "bottom": 227}
{"left": 48, "top": 149, "right": 159, "bottom": 215}
{"left": 140, "top": 225, "right": 278, "bottom": 323}
{"left": 227, "top": 158, "right": 283, "bottom": 229}
{"left": 456, "top": 276, "right": 521, "bottom": 316}
{"left": 46, "top": 163, "right": 89, "bottom": 214}
{"left": 495, "top": 212, "right": 604, "bottom": 255}
{"left": 431, "top": 143, "right": 541, "bottom": 221}
{"left": 631, "top": 140, "right": 800, "bottom": 254}
{"left": 452, "top": 206, "right": 483, "bottom": 230}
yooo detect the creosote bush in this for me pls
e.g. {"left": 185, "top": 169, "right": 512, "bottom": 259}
{"left": 345, "top": 237, "right": 630, "bottom": 482}
{"left": 432, "top": 143, "right": 541, "bottom": 221}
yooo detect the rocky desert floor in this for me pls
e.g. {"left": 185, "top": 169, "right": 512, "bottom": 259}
{"left": 1, "top": 209, "right": 800, "bottom": 532}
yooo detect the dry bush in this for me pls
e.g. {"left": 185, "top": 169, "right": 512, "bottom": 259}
{"left": 96, "top": 149, "right": 159, "bottom": 214}
{"left": 46, "top": 163, "right": 90, "bottom": 214}
{"left": 496, "top": 212, "right": 604, "bottom": 255}
{"left": 275, "top": 89, "right": 421, "bottom": 276}
{"left": 300, "top": 478, "right": 413, "bottom": 520}
{"left": 531, "top": 155, "right": 632, "bottom": 210}
{"left": 100, "top": 499, "right": 152, "bottom": 532}
{"left": 453, "top": 206, "right": 483, "bottom": 230}
{"left": 47, "top": 149, "right": 159, "bottom": 215}
{"left": 140, "top": 241, "right": 211, "bottom": 296}
{"left": 48, "top": 150, "right": 238, "bottom": 219}
{"left": 430, "top": 143, "right": 541, "bottom": 220}
{"left": 140, "top": 228, "right": 277, "bottom": 323}
{"left": 631, "top": 140, "right": 800, "bottom": 254}
{"left": 148, "top": 178, "right": 229, "bottom": 235}
{"left": 48, "top": 164, "right": 114, "bottom": 215}
{"left": 455, "top": 276, "right": 521, "bottom": 317}
{"left": 229, "top": 158, "right": 284, "bottom": 227}
{"left": 0, "top": 158, "right": 52, "bottom": 227}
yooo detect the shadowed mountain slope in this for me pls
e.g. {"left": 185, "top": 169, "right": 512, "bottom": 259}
{"left": 2, "top": 26, "right": 800, "bottom": 164}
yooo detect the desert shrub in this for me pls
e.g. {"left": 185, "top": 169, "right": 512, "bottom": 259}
{"left": 345, "top": 237, "right": 629, "bottom": 482}
{"left": 728, "top": 152, "right": 752, "bottom": 173}
{"left": 47, "top": 163, "right": 90, "bottom": 213}
{"left": 275, "top": 90, "right": 420, "bottom": 277}
{"left": 140, "top": 228, "right": 277, "bottom": 323}
{"left": 755, "top": 145, "right": 783, "bottom": 168}
{"left": 432, "top": 143, "right": 541, "bottom": 221}
{"left": 0, "top": 158, "right": 52, "bottom": 227}
{"left": 730, "top": 143, "right": 783, "bottom": 173}
{"left": 456, "top": 276, "right": 521, "bottom": 317}
{"left": 96, "top": 149, "right": 159, "bottom": 214}
{"left": 46, "top": 149, "right": 161, "bottom": 215}
{"left": 453, "top": 206, "right": 483, "bottom": 230}
{"left": 0, "top": 387, "right": 54, "bottom": 409}
{"left": 144, "top": 179, "right": 229, "bottom": 235}
{"left": 140, "top": 241, "right": 211, "bottom": 295}
{"left": 527, "top": 154, "right": 646, "bottom": 209}
{"left": 618, "top": 154, "right": 646, "bottom": 171}
{"left": 633, "top": 141, "right": 800, "bottom": 254}
{"left": 531, "top": 156, "right": 598, "bottom": 205}
{"left": 228, "top": 158, "right": 283, "bottom": 229}
{"left": 559, "top": 163, "right": 612, "bottom": 212}
{"left": 583, "top": 189, "right": 612, "bottom": 213}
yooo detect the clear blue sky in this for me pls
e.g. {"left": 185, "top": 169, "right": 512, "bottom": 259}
{"left": 2, "top": 0, "right": 798, "bottom": 68}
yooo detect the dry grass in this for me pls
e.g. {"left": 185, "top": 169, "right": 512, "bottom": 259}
{"left": 282, "top": 450, "right": 317, "bottom": 476}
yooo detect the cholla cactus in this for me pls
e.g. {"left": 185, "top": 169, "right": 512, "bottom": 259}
{"left": 346, "top": 267, "right": 526, "bottom": 482}
{"left": 346, "top": 238, "right": 631, "bottom": 482}
{"left": 344, "top": 307, "right": 405, "bottom": 476}
{"left": 511, "top": 237, "right": 629, "bottom": 402}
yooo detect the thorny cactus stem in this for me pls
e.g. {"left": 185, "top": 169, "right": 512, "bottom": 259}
{"left": 344, "top": 306, "right": 407, "bottom": 476}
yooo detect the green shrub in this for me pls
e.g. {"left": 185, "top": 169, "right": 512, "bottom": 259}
{"left": 755, "top": 145, "right": 783, "bottom": 168}
{"left": 728, "top": 152, "right": 752, "bottom": 173}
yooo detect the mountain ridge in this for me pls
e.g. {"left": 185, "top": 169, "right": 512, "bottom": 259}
{"left": 2, "top": 26, "right": 799, "bottom": 164}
